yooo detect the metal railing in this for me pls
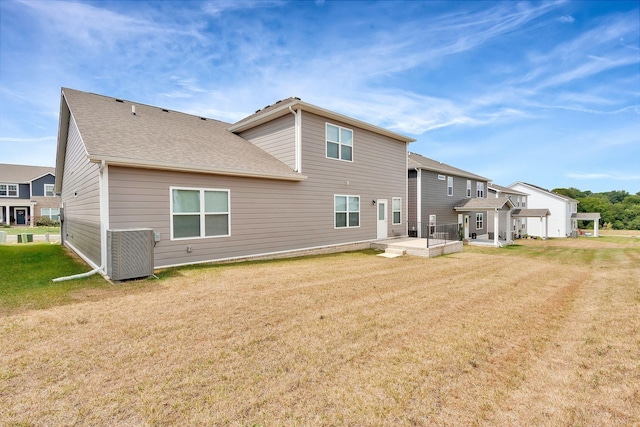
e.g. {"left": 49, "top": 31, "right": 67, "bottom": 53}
{"left": 407, "top": 221, "right": 462, "bottom": 248}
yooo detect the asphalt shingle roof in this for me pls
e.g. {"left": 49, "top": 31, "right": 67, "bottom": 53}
{"left": 408, "top": 152, "right": 490, "bottom": 182}
{"left": 61, "top": 88, "right": 305, "bottom": 181}
{"left": 0, "top": 163, "right": 54, "bottom": 183}
{"left": 454, "top": 197, "right": 514, "bottom": 210}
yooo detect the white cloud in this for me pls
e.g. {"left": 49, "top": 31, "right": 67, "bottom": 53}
{"left": 559, "top": 15, "right": 575, "bottom": 23}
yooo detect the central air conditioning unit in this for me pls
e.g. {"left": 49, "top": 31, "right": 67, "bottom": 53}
{"left": 107, "top": 228, "right": 154, "bottom": 281}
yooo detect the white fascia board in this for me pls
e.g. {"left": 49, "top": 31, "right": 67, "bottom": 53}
{"left": 88, "top": 156, "right": 307, "bottom": 182}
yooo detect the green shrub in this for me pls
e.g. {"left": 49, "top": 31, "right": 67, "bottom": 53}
{"left": 35, "top": 217, "right": 60, "bottom": 227}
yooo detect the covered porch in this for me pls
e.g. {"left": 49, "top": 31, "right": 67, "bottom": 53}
{"left": 572, "top": 212, "right": 601, "bottom": 237}
{"left": 512, "top": 208, "right": 551, "bottom": 239}
{"left": 455, "top": 197, "right": 515, "bottom": 247}
{"left": 0, "top": 201, "right": 36, "bottom": 227}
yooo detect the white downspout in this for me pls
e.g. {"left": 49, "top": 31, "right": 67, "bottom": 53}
{"left": 52, "top": 160, "right": 108, "bottom": 282}
{"left": 416, "top": 168, "right": 422, "bottom": 238}
{"left": 289, "top": 106, "right": 302, "bottom": 173}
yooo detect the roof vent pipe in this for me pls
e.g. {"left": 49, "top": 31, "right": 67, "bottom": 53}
{"left": 131, "top": 105, "right": 136, "bottom": 115}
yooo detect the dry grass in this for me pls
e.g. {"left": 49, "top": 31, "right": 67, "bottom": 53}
{"left": 1, "top": 238, "right": 639, "bottom": 426}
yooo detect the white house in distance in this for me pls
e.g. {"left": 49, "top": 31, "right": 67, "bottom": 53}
{"left": 508, "top": 182, "right": 580, "bottom": 238}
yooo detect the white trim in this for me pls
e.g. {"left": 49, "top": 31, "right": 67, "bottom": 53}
{"left": 466, "top": 180, "right": 471, "bottom": 198}
{"left": 87, "top": 156, "right": 307, "bottom": 182}
{"left": 44, "top": 183, "right": 55, "bottom": 197}
{"left": 170, "top": 186, "right": 231, "bottom": 240}
{"left": 228, "top": 99, "right": 416, "bottom": 143}
{"left": 447, "top": 176, "right": 453, "bottom": 196}
{"left": 65, "top": 240, "right": 101, "bottom": 270}
{"left": 295, "top": 109, "right": 302, "bottom": 173}
{"left": 0, "top": 183, "right": 19, "bottom": 197}
{"left": 416, "top": 168, "right": 422, "bottom": 238}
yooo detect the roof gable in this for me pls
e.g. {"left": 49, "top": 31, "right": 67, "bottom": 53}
{"left": 59, "top": 88, "right": 305, "bottom": 181}
{"left": 454, "top": 197, "right": 514, "bottom": 211}
{"left": 509, "top": 182, "right": 578, "bottom": 203}
{"left": 488, "top": 183, "right": 528, "bottom": 196}
{"left": 409, "top": 152, "right": 490, "bottom": 182}
{"left": 0, "top": 163, "right": 55, "bottom": 183}
{"left": 230, "top": 98, "right": 416, "bottom": 143}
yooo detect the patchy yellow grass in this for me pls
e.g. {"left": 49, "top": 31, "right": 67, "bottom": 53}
{"left": 1, "top": 239, "right": 639, "bottom": 426}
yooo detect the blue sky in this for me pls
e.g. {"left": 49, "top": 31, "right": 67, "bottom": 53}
{"left": 1, "top": 0, "right": 638, "bottom": 193}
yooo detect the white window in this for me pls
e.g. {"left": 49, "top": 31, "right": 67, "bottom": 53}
{"left": 466, "top": 180, "right": 471, "bottom": 198}
{"left": 516, "top": 196, "right": 521, "bottom": 207}
{"left": 429, "top": 214, "right": 437, "bottom": 234}
{"left": 476, "top": 213, "right": 484, "bottom": 229}
{"left": 392, "top": 197, "right": 402, "bottom": 224}
{"left": 326, "top": 123, "right": 353, "bottom": 161}
{"left": 44, "top": 184, "right": 55, "bottom": 197}
{"left": 171, "top": 187, "right": 230, "bottom": 239}
{"left": 447, "top": 177, "right": 453, "bottom": 196}
{"left": 0, "top": 183, "right": 18, "bottom": 197}
{"left": 522, "top": 200, "right": 526, "bottom": 208}
{"left": 41, "top": 208, "right": 60, "bottom": 220}
{"left": 476, "top": 182, "right": 485, "bottom": 198}
{"left": 335, "top": 195, "right": 359, "bottom": 228}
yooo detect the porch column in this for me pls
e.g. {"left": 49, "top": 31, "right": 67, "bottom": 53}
{"left": 506, "top": 209, "right": 512, "bottom": 241}
{"left": 594, "top": 220, "right": 599, "bottom": 237}
{"left": 493, "top": 210, "right": 499, "bottom": 246}
{"left": 543, "top": 216, "right": 548, "bottom": 239}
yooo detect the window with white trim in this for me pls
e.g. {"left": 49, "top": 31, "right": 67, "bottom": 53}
{"left": 171, "top": 187, "right": 230, "bottom": 239}
{"left": 476, "top": 213, "right": 484, "bottom": 229}
{"left": 429, "top": 214, "right": 437, "bottom": 235}
{"left": 476, "top": 182, "right": 485, "bottom": 198}
{"left": 392, "top": 197, "right": 402, "bottom": 224}
{"left": 41, "top": 208, "right": 60, "bottom": 220}
{"left": 0, "top": 184, "right": 18, "bottom": 197}
{"left": 334, "top": 195, "right": 359, "bottom": 228}
{"left": 326, "top": 123, "right": 353, "bottom": 161}
{"left": 466, "top": 180, "right": 471, "bottom": 198}
{"left": 44, "top": 184, "right": 55, "bottom": 197}
{"left": 447, "top": 177, "right": 453, "bottom": 196}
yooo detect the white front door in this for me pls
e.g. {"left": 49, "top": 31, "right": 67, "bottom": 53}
{"left": 464, "top": 215, "right": 470, "bottom": 239}
{"left": 377, "top": 199, "right": 388, "bottom": 239}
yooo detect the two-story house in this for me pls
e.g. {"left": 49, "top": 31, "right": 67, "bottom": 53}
{"left": 54, "top": 88, "right": 415, "bottom": 271}
{"left": 0, "top": 163, "right": 60, "bottom": 226}
{"left": 488, "top": 183, "right": 534, "bottom": 239}
{"left": 408, "top": 152, "right": 515, "bottom": 246}
{"left": 508, "top": 182, "right": 577, "bottom": 238}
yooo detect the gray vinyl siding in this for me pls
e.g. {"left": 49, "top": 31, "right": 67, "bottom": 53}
{"left": 417, "top": 170, "right": 488, "bottom": 234}
{"left": 17, "top": 183, "right": 30, "bottom": 199}
{"left": 60, "top": 114, "right": 101, "bottom": 266}
{"left": 408, "top": 169, "right": 417, "bottom": 225}
{"left": 238, "top": 114, "right": 296, "bottom": 169}
{"left": 107, "top": 112, "right": 407, "bottom": 268}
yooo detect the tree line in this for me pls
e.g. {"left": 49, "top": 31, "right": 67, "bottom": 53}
{"left": 553, "top": 188, "right": 640, "bottom": 230}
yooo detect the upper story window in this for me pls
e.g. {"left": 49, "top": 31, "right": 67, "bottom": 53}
{"left": 447, "top": 177, "right": 454, "bottom": 196}
{"left": 0, "top": 184, "right": 18, "bottom": 197}
{"left": 44, "top": 184, "right": 55, "bottom": 197}
{"left": 171, "top": 187, "right": 230, "bottom": 240}
{"left": 326, "top": 123, "right": 353, "bottom": 162}
{"left": 466, "top": 180, "right": 471, "bottom": 198}
{"left": 476, "top": 182, "right": 485, "bottom": 198}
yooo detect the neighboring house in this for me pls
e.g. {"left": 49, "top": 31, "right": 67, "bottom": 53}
{"left": 55, "top": 88, "right": 415, "bottom": 273}
{"left": 488, "top": 183, "right": 531, "bottom": 239}
{"left": 0, "top": 163, "right": 60, "bottom": 226}
{"left": 508, "top": 182, "right": 579, "bottom": 238}
{"left": 407, "top": 152, "right": 509, "bottom": 243}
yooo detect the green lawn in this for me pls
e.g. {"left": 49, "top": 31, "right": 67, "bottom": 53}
{"left": 0, "top": 244, "right": 108, "bottom": 313}
{"left": 2, "top": 226, "right": 60, "bottom": 235}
